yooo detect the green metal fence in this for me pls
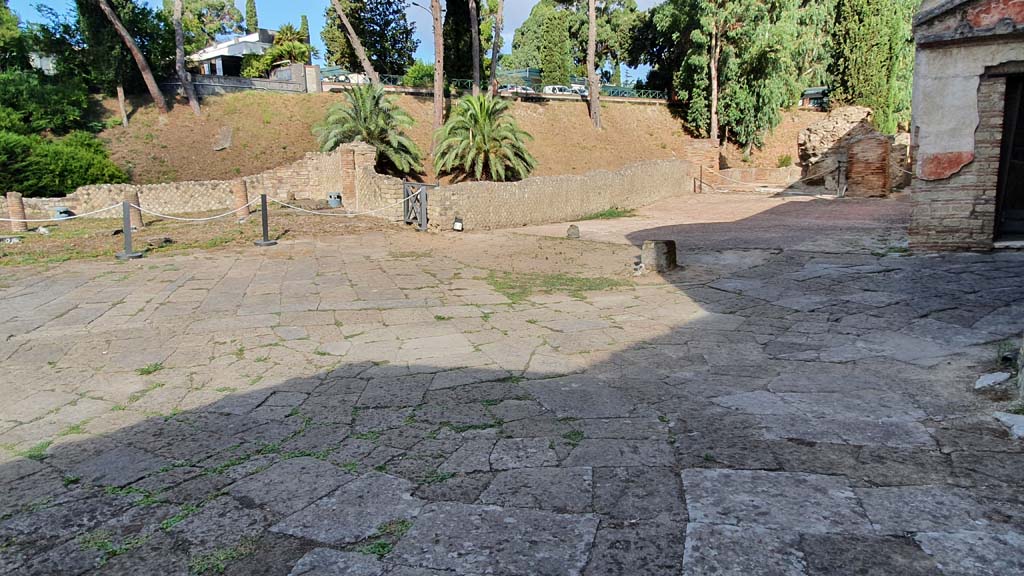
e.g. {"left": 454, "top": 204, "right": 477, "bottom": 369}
{"left": 320, "top": 67, "right": 666, "bottom": 100}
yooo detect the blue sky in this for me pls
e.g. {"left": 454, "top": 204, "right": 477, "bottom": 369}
{"left": 10, "top": 0, "right": 662, "bottom": 75}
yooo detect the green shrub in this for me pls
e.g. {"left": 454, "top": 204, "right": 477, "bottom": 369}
{"left": 0, "top": 70, "right": 90, "bottom": 134}
{"left": 777, "top": 154, "right": 793, "bottom": 168}
{"left": 402, "top": 61, "right": 434, "bottom": 88}
{"left": 314, "top": 83, "right": 423, "bottom": 174}
{"left": 241, "top": 42, "right": 311, "bottom": 79}
{"left": 434, "top": 95, "right": 536, "bottom": 181}
{"left": 0, "top": 130, "right": 127, "bottom": 198}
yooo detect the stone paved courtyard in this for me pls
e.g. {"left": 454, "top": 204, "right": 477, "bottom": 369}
{"left": 1, "top": 196, "right": 1024, "bottom": 575}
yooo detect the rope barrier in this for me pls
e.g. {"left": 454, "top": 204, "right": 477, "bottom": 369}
{"left": 0, "top": 203, "right": 122, "bottom": 223}
{"left": 269, "top": 188, "right": 421, "bottom": 217}
{"left": 130, "top": 198, "right": 261, "bottom": 222}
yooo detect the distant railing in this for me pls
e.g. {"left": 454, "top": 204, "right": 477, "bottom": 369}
{"left": 321, "top": 68, "right": 667, "bottom": 101}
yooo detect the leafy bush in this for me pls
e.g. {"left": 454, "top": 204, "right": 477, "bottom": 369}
{"left": 402, "top": 61, "right": 434, "bottom": 88}
{"left": 242, "top": 42, "right": 312, "bottom": 78}
{"left": 434, "top": 95, "right": 536, "bottom": 182}
{"left": 314, "top": 83, "right": 423, "bottom": 175}
{"left": 777, "top": 154, "right": 793, "bottom": 168}
{"left": 0, "top": 130, "right": 127, "bottom": 198}
{"left": 0, "top": 70, "right": 90, "bottom": 134}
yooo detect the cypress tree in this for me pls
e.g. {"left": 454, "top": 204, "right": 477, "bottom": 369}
{"left": 829, "top": 0, "right": 914, "bottom": 133}
{"left": 245, "top": 0, "right": 258, "bottom": 33}
{"left": 443, "top": 0, "right": 474, "bottom": 80}
{"left": 539, "top": 9, "right": 570, "bottom": 86}
{"left": 299, "top": 15, "right": 310, "bottom": 45}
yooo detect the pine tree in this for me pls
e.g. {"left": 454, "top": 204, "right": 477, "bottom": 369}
{"left": 321, "top": 0, "right": 417, "bottom": 76}
{"left": 245, "top": 0, "right": 258, "bottom": 33}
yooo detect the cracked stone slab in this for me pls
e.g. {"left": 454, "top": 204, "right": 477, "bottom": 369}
{"left": 681, "top": 469, "right": 873, "bottom": 535}
{"left": 994, "top": 412, "right": 1024, "bottom": 439}
{"left": 270, "top": 472, "right": 424, "bottom": 545}
{"left": 522, "top": 376, "right": 635, "bottom": 419}
{"left": 856, "top": 485, "right": 1024, "bottom": 536}
{"left": 390, "top": 503, "right": 599, "bottom": 576}
{"left": 915, "top": 530, "right": 1024, "bottom": 576}
{"left": 563, "top": 439, "right": 675, "bottom": 467}
{"left": 478, "top": 467, "right": 592, "bottom": 513}
{"left": 228, "top": 457, "right": 355, "bottom": 517}
{"left": 288, "top": 548, "right": 385, "bottom": 576}
{"left": 759, "top": 414, "right": 935, "bottom": 448}
{"left": 682, "top": 524, "right": 807, "bottom": 576}
{"left": 489, "top": 438, "right": 559, "bottom": 470}
{"left": 67, "top": 445, "right": 168, "bottom": 487}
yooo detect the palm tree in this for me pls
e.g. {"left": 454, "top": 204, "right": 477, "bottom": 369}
{"left": 434, "top": 94, "right": 536, "bottom": 182}
{"left": 274, "top": 23, "right": 303, "bottom": 44}
{"left": 314, "top": 83, "right": 423, "bottom": 174}
{"left": 95, "top": 0, "right": 168, "bottom": 115}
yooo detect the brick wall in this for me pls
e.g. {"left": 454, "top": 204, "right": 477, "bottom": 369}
{"left": 846, "top": 133, "right": 892, "bottom": 197}
{"left": 910, "top": 75, "right": 1004, "bottom": 250}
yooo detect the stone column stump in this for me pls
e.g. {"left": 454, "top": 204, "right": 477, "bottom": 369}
{"left": 232, "top": 179, "right": 251, "bottom": 220}
{"left": 7, "top": 191, "right": 28, "bottom": 233}
{"left": 641, "top": 240, "right": 678, "bottom": 272}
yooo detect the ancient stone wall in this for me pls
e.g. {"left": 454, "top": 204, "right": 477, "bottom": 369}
{"left": 422, "top": 160, "right": 699, "bottom": 231}
{"left": 910, "top": 75, "right": 1004, "bottom": 250}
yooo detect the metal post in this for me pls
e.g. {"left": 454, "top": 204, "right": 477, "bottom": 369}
{"left": 115, "top": 201, "right": 143, "bottom": 260}
{"left": 418, "top": 185, "right": 429, "bottom": 232}
{"left": 254, "top": 194, "right": 277, "bottom": 247}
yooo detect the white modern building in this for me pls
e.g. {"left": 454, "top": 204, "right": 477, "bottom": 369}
{"left": 189, "top": 29, "right": 276, "bottom": 77}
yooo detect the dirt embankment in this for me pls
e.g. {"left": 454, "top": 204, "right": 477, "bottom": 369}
{"left": 719, "top": 109, "right": 827, "bottom": 169}
{"left": 99, "top": 92, "right": 699, "bottom": 184}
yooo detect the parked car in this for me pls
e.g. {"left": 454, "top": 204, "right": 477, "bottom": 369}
{"left": 571, "top": 87, "right": 589, "bottom": 97}
{"left": 500, "top": 85, "right": 536, "bottom": 95}
{"left": 542, "top": 85, "right": 573, "bottom": 95}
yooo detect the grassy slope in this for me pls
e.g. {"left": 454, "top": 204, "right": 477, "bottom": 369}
{"left": 99, "top": 92, "right": 824, "bottom": 184}
{"left": 99, "top": 92, "right": 699, "bottom": 184}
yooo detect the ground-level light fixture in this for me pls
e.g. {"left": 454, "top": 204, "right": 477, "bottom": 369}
{"left": 453, "top": 217, "right": 464, "bottom": 232}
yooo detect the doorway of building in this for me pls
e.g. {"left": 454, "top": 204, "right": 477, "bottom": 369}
{"left": 997, "top": 75, "right": 1024, "bottom": 240}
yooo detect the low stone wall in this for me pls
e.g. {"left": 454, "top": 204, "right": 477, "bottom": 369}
{"left": 50, "top": 148, "right": 347, "bottom": 217}
{"left": 420, "top": 159, "right": 700, "bottom": 231}
{"left": 706, "top": 166, "right": 802, "bottom": 188}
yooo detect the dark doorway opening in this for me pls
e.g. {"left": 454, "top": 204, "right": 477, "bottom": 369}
{"left": 997, "top": 75, "right": 1024, "bottom": 240}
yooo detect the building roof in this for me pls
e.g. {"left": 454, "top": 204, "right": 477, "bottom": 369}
{"left": 914, "top": 0, "right": 975, "bottom": 27}
{"left": 189, "top": 29, "right": 276, "bottom": 62}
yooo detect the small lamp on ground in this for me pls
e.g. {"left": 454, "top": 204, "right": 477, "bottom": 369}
{"left": 452, "top": 217, "right": 464, "bottom": 232}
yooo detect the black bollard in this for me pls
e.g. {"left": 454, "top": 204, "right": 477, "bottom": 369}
{"left": 253, "top": 194, "right": 277, "bottom": 247}
{"left": 115, "top": 201, "right": 143, "bottom": 260}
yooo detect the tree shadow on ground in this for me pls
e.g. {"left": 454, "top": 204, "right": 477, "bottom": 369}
{"left": 2, "top": 210, "right": 1024, "bottom": 575}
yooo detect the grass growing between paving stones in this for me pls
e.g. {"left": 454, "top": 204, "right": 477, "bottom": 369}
{"left": 78, "top": 530, "right": 150, "bottom": 566}
{"left": 485, "top": 271, "right": 631, "bottom": 303}
{"left": 355, "top": 519, "right": 413, "bottom": 558}
{"left": 189, "top": 536, "right": 259, "bottom": 575}
{"left": 136, "top": 362, "right": 164, "bottom": 376}
{"left": 579, "top": 207, "right": 637, "bottom": 220}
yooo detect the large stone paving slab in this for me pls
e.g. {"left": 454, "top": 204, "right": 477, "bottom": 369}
{"left": 681, "top": 469, "right": 874, "bottom": 534}
{"left": 390, "top": 502, "right": 600, "bottom": 576}
{"left": 271, "top": 472, "right": 424, "bottom": 545}
{"left": 1, "top": 216, "right": 1024, "bottom": 574}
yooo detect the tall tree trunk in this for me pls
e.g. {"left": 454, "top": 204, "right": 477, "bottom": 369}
{"left": 116, "top": 84, "right": 129, "bottom": 128}
{"left": 709, "top": 28, "right": 720, "bottom": 143}
{"left": 587, "top": 0, "right": 601, "bottom": 129}
{"left": 489, "top": 0, "right": 503, "bottom": 96}
{"left": 469, "top": 0, "right": 480, "bottom": 96}
{"left": 432, "top": 0, "right": 444, "bottom": 135}
{"left": 96, "top": 0, "right": 168, "bottom": 115}
{"left": 329, "top": 0, "right": 379, "bottom": 83}
{"left": 173, "top": 0, "right": 200, "bottom": 116}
